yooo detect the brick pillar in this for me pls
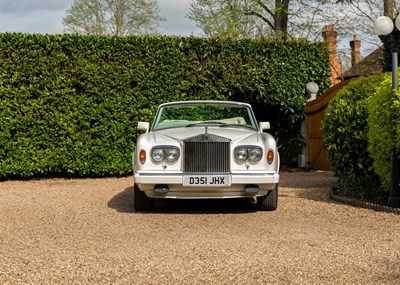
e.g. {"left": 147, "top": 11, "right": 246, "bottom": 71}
{"left": 322, "top": 25, "right": 341, "bottom": 86}
{"left": 350, "top": 34, "right": 361, "bottom": 66}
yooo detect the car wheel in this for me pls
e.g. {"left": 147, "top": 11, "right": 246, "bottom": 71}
{"left": 257, "top": 184, "right": 278, "bottom": 211}
{"left": 134, "top": 184, "right": 154, "bottom": 211}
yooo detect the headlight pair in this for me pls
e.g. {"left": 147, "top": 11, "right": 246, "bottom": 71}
{"left": 234, "top": 146, "right": 263, "bottom": 163}
{"left": 151, "top": 146, "right": 180, "bottom": 163}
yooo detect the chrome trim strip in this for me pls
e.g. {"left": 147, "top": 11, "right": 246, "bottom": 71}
{"left": 135, "top": 172, "right": 277, "bottom": 176}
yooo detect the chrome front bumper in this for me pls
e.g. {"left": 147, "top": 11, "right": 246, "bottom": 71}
{"left": 134, "top": 171, "right": 279, "bottom": 199}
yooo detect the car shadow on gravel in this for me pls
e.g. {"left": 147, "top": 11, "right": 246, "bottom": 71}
{"left": 108, "top": 186, "right": 136, "bottom": 213}
{"left": 108, "top": 187, "right": 258, "bottom": 214}
{"left": 154, "top": 198, "right": 258, "bottom": 214}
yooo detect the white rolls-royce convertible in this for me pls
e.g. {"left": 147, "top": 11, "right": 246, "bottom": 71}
{"left": 132, "top": 101, "right": 280, "bottom": 211}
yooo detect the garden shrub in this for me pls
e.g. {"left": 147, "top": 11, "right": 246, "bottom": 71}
{"left": 323, "top": 74, "right": 384, "bottom": 196}
{"left": 368, "top": 73, "right": 400, "bottom": 191}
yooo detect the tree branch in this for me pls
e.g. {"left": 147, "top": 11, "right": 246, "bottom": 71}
{"left": 244, "top": 10, "right": 274, "bottom": 30}
{"left": 253, "top": 0, "right": 276, "bottom": 19}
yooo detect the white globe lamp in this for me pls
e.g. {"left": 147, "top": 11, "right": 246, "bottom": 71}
{"left": 373, "top": 16, "right": 394, "bottom": 35}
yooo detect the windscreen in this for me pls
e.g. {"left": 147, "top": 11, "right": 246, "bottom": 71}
{"left": 152, "top": 102, "right": 258, "bottom": 131}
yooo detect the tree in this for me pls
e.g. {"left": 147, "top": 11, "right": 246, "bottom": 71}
{"left": 189, "top": 0, "right": 378, "bottom": 41}
{"left": 384, "top": 0, "right": 394, "bottom": 18}
{"left": 188, "top": 1, "right": 359, "bottom": 41}
{"left": 189, "top": 1, "right": 361, "bottom": 41}
{"left": 188, "top": 0, "right": 291, "bottom": 40}
{"left": 244, "top": 0, "right": 289, "bottom": 40}
{"left": 187, "top": 0, "right": 273, "bottom": 39}
{"left": 63, "top": 0, "right": 165, "bottom": 35}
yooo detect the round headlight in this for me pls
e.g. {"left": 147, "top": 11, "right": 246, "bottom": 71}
{"left": 248, "top": 147, "right": 263, "bottom": 162}
{"left": 151, "top": 148, "right": 165, "bottom": 163}
{"left": 235, "top": 147, "right": 248, "bottom": 162}
{"left": 165, "top": 148, "right": 180, "bottom": 162}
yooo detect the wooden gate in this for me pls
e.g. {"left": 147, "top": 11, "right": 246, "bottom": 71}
{"left": 305, "top": 79, "right": 354, "bottom": 171}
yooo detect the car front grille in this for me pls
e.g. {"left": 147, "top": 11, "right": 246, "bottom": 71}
{"left": 184, "top": 140, "right": 230, "bottom": 173}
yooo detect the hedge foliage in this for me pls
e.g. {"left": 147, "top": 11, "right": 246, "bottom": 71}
{"left": 0, "top": 33, "right": 330, "bottom": 179}
{"left": 368, "top": 73, "right": 400, "bottom": 191}
{"left": 324, "top": 71, "right": 400, "bottom": 194}
{"left": 323, "top": 75, "right": 384, "bottom": 179}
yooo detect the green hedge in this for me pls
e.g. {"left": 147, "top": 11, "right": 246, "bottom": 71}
{"left": 0, "top": 33, "right": 330, "bottom": 178}
{"left": 367, "top": 73, "right": 400, "bottom": 191}
{"left": 323, "top": 75, "right": 384, "bottom": 179}
{"left": 324, "top": 71, "right": 400, "bottom": 196}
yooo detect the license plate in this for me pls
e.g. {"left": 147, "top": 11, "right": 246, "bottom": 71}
{"left": 183, "top": 175, "right": 231, "bottom": 187}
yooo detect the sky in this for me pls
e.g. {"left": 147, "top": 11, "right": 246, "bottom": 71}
{"left": 0, "top": 0, "right": 200, "bottom": 36}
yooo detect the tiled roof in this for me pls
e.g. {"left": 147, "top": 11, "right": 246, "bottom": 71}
{"left": 340, "top": 46, "right": 384, "bottom": 79}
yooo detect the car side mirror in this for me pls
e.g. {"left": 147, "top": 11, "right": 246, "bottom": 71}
{"left": 259, "top": 122, "right": 270, "bottom": 131}
{"left": 138, "top": 122, "right": 150, "bottom": 133}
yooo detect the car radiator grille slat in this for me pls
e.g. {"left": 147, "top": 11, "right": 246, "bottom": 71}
{"left": 184, "top": 142, "right": 230, "bottom": 173}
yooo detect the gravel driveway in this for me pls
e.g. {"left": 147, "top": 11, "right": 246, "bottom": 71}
{"left": 1, "top": 171, "right": 400, "bottom": 284}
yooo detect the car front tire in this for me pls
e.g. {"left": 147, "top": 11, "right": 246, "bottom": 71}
{"left": 257, "top": 184, "right": 278, "bottom": 211}
{"left": 134, "top": 184, "right": 154, "bottom": 211}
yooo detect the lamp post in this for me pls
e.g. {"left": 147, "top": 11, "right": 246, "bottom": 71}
{"left": 373, "top": 15, "right": 400, "bottom": 208}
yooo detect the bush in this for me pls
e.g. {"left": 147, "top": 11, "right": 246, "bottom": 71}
{"left": 324, "top": 75, "right": 384, "bottom": 178}
{"left": 0, "top": 33, "right": 330, "bottom": 178}
{"left": 367, "top": 73, "right": 400, "bottom": 191}
{"left": 323, "top": 74, "right": 384, "bottom": 197}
